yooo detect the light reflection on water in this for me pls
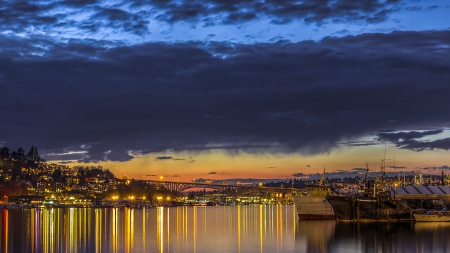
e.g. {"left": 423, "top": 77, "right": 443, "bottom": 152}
{"left": 0, "top": 205, "right": 296, "bottom": 253}
{"left": 306, "top": 221, "right": 450, "bottom": 253}
{"left": 1, "top": 205, "right": 450, "bottom": 252}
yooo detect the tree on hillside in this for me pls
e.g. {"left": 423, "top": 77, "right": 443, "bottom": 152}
{"left": 26, "top": 145, "right": 41, "bottom": 164}
{"left": 104, "top": 169, "right": 115, "bottom": 179}
{"left": 52, "top": 169, "right": 62, "bottom": 182}
{"left": 0, "top": 147, "right": 10, "bottom": 160}
{"left": 17, "top": 147, "right": 25, "bottom": 161}
{"left": 10, "top": 151, "right": 18, "bottom": 160}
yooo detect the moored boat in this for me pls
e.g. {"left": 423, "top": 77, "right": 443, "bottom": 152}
{"left": 326, "top": 162, "right": 414, "bottom": 221}
{"left": 326, "top": 191, "right": 412, "bottom": 221}
{"left": 294, "top": 169, "right": 335, "bottom": 219}
{"left": 414, "top": 210, "right": 450, "bottom": 222}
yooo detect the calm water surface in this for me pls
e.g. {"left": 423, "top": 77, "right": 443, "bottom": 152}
{"left": 1, "top": 205, "right": 449, "bottom": 253}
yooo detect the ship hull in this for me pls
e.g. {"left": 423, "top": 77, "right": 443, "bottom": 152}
{"left": 326, "top": 195, "right": 413, "bottom": 221}
{"left": 294, "top": 195, "right": 335, "bottom": 220}
{"left": 414, "top": 212, "right": 450, "bottom": 222}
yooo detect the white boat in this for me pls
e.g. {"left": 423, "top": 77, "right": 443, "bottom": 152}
{"left": 414, "top": 210, "right": 450, "bottom": 222}
{"left": 293, "top": 169, "right": 335, "bottom": 219}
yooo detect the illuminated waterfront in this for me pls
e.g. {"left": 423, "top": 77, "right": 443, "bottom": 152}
{"left": 1, "top": 205, "right": 450, "bottom": 253}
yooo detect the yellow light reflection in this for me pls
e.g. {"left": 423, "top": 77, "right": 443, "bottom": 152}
{"left": 130, "top": 208, "right": 135, "bottom": 252}
{"left": 167, "top": 207, "right": 170, "bottom": 253}
{"left": 260, "top": 205, "right": 263, "bottom": 253}
{"left": 112, "top": 208, "right": 118, "bottom": 253}
{"left": 125, "top": 208, "right": 130, "bottom": 253}
{"left": 176, "top": 207, "right": 180, "bottom": 249}
{"left": 157, "top": 207, "right": 164, "bottom": 253}
{"left": 184, "top": 206, "right": 188, "bottom": 246}
{"left": 69, "top": 208, "right": 75, "bottom": 253}
{"left": 143, "top": 208, "right": 146, "bottom": 252}
{"left": 193, "top": 206, "right": 197, "bottom": 253}
{"left": 237, "top": 205, "right": 241, "bottom": 253}
{"left": 279, "top": 205, "right": 283, "bottom": 252}
{"left": 3, "top": 209, "right": 8, "bottom": 253}
{"left": 30, "top": 209, "right": 35, "bottom": 253}
{"left": 293, "top": 204, "right": 296, "bottom": 247}
{"left": 50, "top": 208, "right": 54, "bottom": 253}
{"left": 95, "top": 209, "right": 102, "bottom": 253}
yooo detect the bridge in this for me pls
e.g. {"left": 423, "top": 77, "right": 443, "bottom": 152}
{"left": 139, "top": 180, "right": 297, "bottom": 196}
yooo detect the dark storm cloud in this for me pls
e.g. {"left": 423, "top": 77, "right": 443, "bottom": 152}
{"left": 61, "top": 0, "right": 100, "bottom": 7}
{"left": 156, "top": 156, "right": 174, "bottom": 160}
{"left": 339, "top": 141, "right": 379, "bottom": 147}
{"left": 1, "top": 30, "right": 450, "bottom": 162}
{"left": 377, "top": 130, "right": 443, "bottom": 142}
{"left": 86, "top": 7, "right": 150, "bottom": 36}
{"left": 154, "top": 155, "right": 185, "bottom": 161}
{"left": 378, "top": 130, "right": 450, "bottom": 151}
{"left": 0, "top": 0, "right": 426, "bottom": 35}
{"left": 423, "top": 165, "right": 450, "bottom": 171}
{"left": 394, "top": 138, "right": 450, "bottom": 151}
{"left": 59, "top": 160, "right": 74, "bottom": 164}
{"left": 0, "top": 1, "right": 58, "bottom": 32}
{"left": 292, "top": 173, "right": 307, "bottom": 177}
{"left": 387, "top": 166, "right": 406, "bottom": 169}
{"left": 149, "top": 0, "right": 402, "bottom": 25}
{"left": 0, "top": 0, "right": 149, "bottom": 35}
{"left": 192, "top": 178, "right": 208, "bottom": 183}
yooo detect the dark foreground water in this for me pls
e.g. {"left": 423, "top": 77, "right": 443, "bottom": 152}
{"left": 0, "top": 205, "right": 449, "bottom": 253}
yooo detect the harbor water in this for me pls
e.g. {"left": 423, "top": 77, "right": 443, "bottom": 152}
{"left": 1, "top": 205, "right": 449, "bottom": 253}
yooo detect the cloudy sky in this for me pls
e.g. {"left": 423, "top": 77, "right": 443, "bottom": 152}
{"left": 1, "top": 0, "right": 450, "bottom": 183}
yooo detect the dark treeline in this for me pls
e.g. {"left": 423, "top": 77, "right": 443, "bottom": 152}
{"left": 0, "top": 145, "right": 44, "bottom": 165}
{"left": 0, "top": 145, "right": 46, "bottom": 183}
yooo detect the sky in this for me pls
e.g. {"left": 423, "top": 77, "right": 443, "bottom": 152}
{"left": 1, "top": 0, "right": 450, "bottom": 184}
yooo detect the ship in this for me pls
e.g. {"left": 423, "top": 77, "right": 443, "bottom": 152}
{"left": 293, "top": 169, "right": 335, "bottom": 219}
{"left": 326, "top": 191, "right": 413, "bottom": 221}
{"left": 326, "top": 162, "right": 414, "bottom": 221}
{"left": 414, "top": 209, "right": 450, "bottom": 222}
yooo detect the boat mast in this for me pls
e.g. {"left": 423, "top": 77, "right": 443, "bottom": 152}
{"left": 382, "top": 144, "right": 386, "bottom": 177}
{"left": 319, "top": 166, "right": 325, "bottom": 186}
{"left": 381, "top": 144, "right": 387, "bottom": 191}
{"left": 362, "top": 162, "right": 369, "bottom": 190}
